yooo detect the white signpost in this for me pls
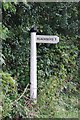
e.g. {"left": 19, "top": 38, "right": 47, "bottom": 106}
{"left": 30, "top": 31, "right": 59, "bottom": 102}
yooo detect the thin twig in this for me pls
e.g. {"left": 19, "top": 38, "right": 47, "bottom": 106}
{"left": 11, "top": 83, "right": 29, "bottom": 105}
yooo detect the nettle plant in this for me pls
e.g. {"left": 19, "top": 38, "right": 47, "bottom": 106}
{"left": 0, "top": 70, "right": 17, "bottom": 118}
{"left": 0, "top": 23, "right": 17, "bottom": 118}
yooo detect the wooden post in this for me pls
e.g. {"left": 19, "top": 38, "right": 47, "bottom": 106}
{"left": 30, "top": 32, "right": 37, "bottom": 102}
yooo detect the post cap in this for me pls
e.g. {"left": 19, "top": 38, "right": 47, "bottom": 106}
{"left": 30, "top": 26, "right": 37, "bottom": 33}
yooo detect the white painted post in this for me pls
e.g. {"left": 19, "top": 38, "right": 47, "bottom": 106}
{"left": 30, "top": 30, "right": 59, "bottom": 102}
{"left": 30, "top": 32, "right": 37, "bottom": 101}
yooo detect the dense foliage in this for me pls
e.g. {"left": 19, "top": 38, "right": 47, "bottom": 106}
{"left": 1, "top": 2, "right": 80, "bottom": 119}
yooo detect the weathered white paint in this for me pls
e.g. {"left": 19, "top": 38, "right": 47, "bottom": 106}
{"left": 30, "top": 32, "right": 59, "bottom": 102}
{"left": 30, "top": 32, "right": 37, "bottom": 101}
